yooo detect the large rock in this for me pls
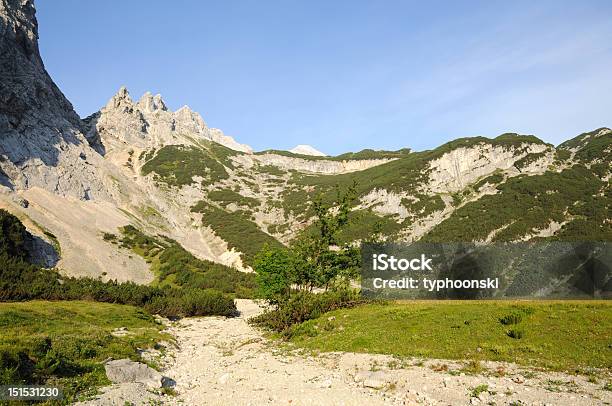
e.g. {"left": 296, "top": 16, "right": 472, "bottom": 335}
{"left": 104, "top": 359, "right": 174, "bottom": 388}
{"left": 354, "top": 370, "right": 394, "bottom": 389}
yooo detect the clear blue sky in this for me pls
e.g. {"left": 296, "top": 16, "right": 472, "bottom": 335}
{"left": 37, "top": 0, "right": 612, "bottom": 154}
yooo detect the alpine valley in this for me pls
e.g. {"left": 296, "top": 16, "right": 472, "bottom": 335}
{"left": 0, "top": 0, "right": 610, "bottom": 286}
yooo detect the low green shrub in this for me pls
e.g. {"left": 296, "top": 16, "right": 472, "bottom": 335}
{"left": 499, "top": 313, "right": 523, "bottom": 325}
{"left": 250, "top": 289, "right": 362, "bottom": 336}
{"left": 144, "top": 289, "right": 236, "bottom": 317}
{"left": 0, "top": 348, "right": 33, "bottom": 384}
{"left": 191, "top": 201, "right": 283, "bottom": 266}
{"left": 506, "top": 328, "right": 525, "bottom": 339}
{"left": 469, "top": 384, "right": 490, "bottom": 398}
{"left": 0, "top": 254, "right": 236, "bottom": 318}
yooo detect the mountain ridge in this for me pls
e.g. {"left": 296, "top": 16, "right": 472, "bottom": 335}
{"left": 0, "top": 0, "right": 610, "bottom": 283}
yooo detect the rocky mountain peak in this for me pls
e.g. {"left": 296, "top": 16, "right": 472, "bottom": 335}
{"left": 106, "top": 86, "right": 134, "bottom": 111}
{"left": 0, "top": 0, "right": 81, "bottom": 129}
{"left": 92, "top": 87, "right": 253, "bottom": 153}
{"left": 137, "top": 91, "right": 167, "bottom": 113}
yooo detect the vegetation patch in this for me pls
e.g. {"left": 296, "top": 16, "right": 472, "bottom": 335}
{"left": 335, "top": 148, "right": 411, "bottom": 160}
{"left": 250, "top": 289, "right": 363, "bottom": 338}
{"left": 403, "top": 194, "right": 446, "bottom": 218}
{"left": 424, "top": 164, "right": 611, "bottom": 242}
{"left": 473, "top": 173, "right": 504, "bottom": 190}
{"left": 302, "top": 209, "right": 403, "bottom": 244}
{"left": 191, "top": 201, "right": 283, "bottom": 266}
{"left": 285, "top": 301, "right": 612, "bottom": 372}
{"left": 0, "top": 300, "right": 168, "bottom": 403}
{"left": 257, "top": 164, "right": 287, "bottom": 177}
{"left": 514, "top": 152, "right": 548, "bottom": 171}
{"left": 208, "top": 189, "right": 260, "bottom": 209}
{"left": 141, "top": 145, "right": 229, "bottom": 186}
{"left": 119, "top": 225, "right": 256, "bottom": 297}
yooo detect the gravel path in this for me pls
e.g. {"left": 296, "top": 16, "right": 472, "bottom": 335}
{"left": 80, "top": 300, "right": 611, "bottom": 405}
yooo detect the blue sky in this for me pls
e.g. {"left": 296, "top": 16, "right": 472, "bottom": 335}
{"left": 37, "top": 1, "right": 612, "bottom": 154}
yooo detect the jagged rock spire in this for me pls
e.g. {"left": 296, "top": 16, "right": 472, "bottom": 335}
{"left": 94, "top": 88, "right": 253, "bottom": 153}
{"left": 137, "top": 91, "right": 167, "bottom": 112}
{"left": 106, "top": 86, "right": 133, "bottom": 111}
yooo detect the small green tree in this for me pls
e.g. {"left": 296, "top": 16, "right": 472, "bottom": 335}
{"left": 253, "top": 244, "right": 293, "bottom": 304}
{"left": 254, "top": 183, "right": 364, "bottom": 304}
{"left": 290, "top": 183, "right": 361, "bottom": 291}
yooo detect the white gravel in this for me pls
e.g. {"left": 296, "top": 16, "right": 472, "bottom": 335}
{"left": 79, "top": 300, "right": 611, "bottom": 405}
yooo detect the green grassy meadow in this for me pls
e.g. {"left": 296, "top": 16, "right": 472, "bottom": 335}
{"left": 0, "top": 301, "right": 169, "bottom": 404}
{"left": 287, "top": 300, "right": 612, "bottom": 373}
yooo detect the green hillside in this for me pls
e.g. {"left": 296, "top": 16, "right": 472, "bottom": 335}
{"left": 137, "top": 129, "right": 610, "bottom": 262}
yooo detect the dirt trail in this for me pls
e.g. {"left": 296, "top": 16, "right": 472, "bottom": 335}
{"left": 161, "top": 300, "right": 609, "bottom": 406}
{"left": 81, "top": 300, "right": 610, "bottom": 405}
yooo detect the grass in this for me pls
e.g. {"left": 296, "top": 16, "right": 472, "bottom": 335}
{"left": 191, "top": 201, "right": 283, "bottom": 266}
{"left": 119, "top": 225, "right": 256, "bottom": 297}
{"left": 470, "top": 384, "right": 492, "bottom": 398}
{"left": 0, "top": 301, "right": 168, "bottom": 404}
{"left": 208, "top": 189, "right": 260, "bottom": 209}
{"left": 141, "top": 144, "right": 229, "bottom": 186}
{"left": 286, "top": 300, "right": 612, "bottom": 373}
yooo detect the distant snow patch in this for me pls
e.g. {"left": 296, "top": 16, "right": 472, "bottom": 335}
{"left": 290, "top": 145, "right": 327, "bottom": 156}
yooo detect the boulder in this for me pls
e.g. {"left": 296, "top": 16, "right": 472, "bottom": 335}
{"left": 354, "top": 370, "right": 393, "bottom": 389}
{"left": 104, "top": 359, "right": 174, "bottom": 388}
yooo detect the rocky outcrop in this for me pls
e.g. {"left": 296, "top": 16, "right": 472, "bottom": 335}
{"left": 360, "top": 188, "right": 409, "bottom": 219}
{"left": 425, "top": 143, "right": 550, "bottom": 193}
{"left": 253, "top": 153, "right": 395, "bottom": 174}
{"left": 85, "top": 87, "right": 253, "bottom": 154}
{"left": 0, "top": 0, "right": 114, "bottom": 200}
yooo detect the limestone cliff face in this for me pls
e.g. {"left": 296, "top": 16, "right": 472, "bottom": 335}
{"left": 425, "top": 143, "right": 551, "bottom": 193}
{"left": 85, "top": 87, "right": 253, "bottom": 154}
{"left": 0, "top": 0, "right": 113, "bottom": 200}
{"left": 253, "top": 153, "right": 395, "bottom": 174}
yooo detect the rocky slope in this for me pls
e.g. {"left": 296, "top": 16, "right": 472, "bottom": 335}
{"left": 0, "top": 0, "right": 241, "bottom": 276}
{"left": 0, "top": 0, "right": 112, "bottom": 200}
{"left": 0, "top": 0, "right": 610, "bottom": 282}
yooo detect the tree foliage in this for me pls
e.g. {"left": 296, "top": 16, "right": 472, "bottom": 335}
{"left": 254, "top": 183, "right": 362, "bottom": 303}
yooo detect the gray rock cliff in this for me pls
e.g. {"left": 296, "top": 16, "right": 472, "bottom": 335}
{"left": 0, "top": 0, "right": 110, "bottom": 199}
